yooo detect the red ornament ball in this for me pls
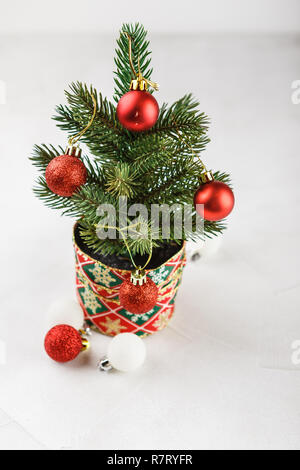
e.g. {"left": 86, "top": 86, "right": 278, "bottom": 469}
{"left": 45, "top": 155, "right": 87, "bottom": 197}
{"left": 116, "top": 90, "right": 159, "bottom": 132}
{"left": 194, "top": 181, "right": 235, "bottom": 221}
{"left": 119, "top": 277, "right": 159, "bottom": 314}
{"left": 44, "top": 324, "right": 83, "bottom": 363}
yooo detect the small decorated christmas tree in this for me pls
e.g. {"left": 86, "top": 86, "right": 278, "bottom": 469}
{"left": 30, "top": 23, "right": 234, "bottom": 336}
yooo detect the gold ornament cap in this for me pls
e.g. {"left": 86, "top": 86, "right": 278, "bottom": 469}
{"left": 79, "top": 329, "right": 90, "bottom": 351}
{"left": 130, "top": 73, "right": 159, "bottom": 92}
{"left": 130, "top": 267, "right": 147, "bottom": 286}
{"left": 200, "top": 170, "right": 214, "bottom": 184}
{"left": 65, "top": 143, "right": 82, "bottom": 158}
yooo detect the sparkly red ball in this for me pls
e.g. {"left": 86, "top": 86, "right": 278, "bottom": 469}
{"left": 44, "top": 324, "right": 83, "bottom": 363}
{"left": 194, "top": 181, "right": 235, "bottom": 221}
{"left": 116, "top": 90, "right": 159, "bottom": 132}
{"left": 119, "top": 277, "right": 159, "bottom": 314}
{"left": 45, "top": 155, "right": 87, "bottom": 197}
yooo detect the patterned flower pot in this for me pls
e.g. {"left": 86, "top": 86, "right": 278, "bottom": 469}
{"left": 74, "top": 225, "right": 186, "bottom": 337}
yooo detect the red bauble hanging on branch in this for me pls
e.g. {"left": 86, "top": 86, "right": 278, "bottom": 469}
{"left": 45, "top": 145, "right": 87, "bottom": 197}
{"left": 119, "top": 268, "right": 158, "bottom": 314}
{"left": 116, "top": 31, "right": 159, "bottom": 132}
{"left": 45, "top": 94, "right": 97, "bottom": 198}
{"left": 194, "top": 172, "right": 235, "bottom": 221}
{"left": 117, "top": 90, "right": 159, "bottom": 132}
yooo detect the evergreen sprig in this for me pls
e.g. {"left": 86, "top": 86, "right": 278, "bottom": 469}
{"left": 31, "top": 22, "right": 232, "bottom": 257}
{"left": 114, "top": 23, "right": 153, "bottom": 102}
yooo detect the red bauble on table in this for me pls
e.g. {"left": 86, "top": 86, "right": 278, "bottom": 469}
{"left": 45, "top": 154, "right": 87, "bottom": 197}
{"left": 117, "top": 90, "right": 159, "bottom": 132}
{"left": 44, "top": 324, "right": 83, "bottom": 363}
{"left": 119, "top": 272, "right": 158, "bottom": 314}
{"left": 194, "top": 181, "right": 235, "bottom": 221}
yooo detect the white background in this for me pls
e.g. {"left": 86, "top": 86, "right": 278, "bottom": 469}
{"left": 0, "top": 0, "right": 300, "bottom": 33}
{"left": 0, "top": 0, "right": 300, "bottom": 451}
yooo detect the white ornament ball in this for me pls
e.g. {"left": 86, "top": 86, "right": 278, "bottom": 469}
{"left": 46, "top": 298, "right": 84, "bottom": 331}
{"left": 107, "top": 333, "right": 146, "bottom": 372}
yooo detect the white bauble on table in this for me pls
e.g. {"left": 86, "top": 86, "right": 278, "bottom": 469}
{"left": 107, "top": 333, "right": 146, "bottom": 372}
{"left": 46, "top": 298, "right": 84, "bottom": 331}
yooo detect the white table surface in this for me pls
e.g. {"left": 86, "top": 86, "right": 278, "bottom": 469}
{"left": 0, "top": 33, "right": 300, "bottom": 450}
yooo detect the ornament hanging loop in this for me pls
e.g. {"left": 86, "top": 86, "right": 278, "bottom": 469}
{"left": 173, "top": 119, "right": 213, "bottom": 181}
{"left": 67, "top": 94, "right": 97, "bottom": 153}
{"left": 122, "top": 31, "right": 159, "bottom": 92}
{"left": 96, "top": 222, "right": 153, "bottom": 273}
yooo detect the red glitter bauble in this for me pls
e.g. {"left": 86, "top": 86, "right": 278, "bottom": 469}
{"left": 194, "top": 181, "right": 235, "bottom": 221}
{"left": 44, "top": 324, "right": 83, "bottom": 363}
{"left": 45, "top": 155, "right": 87, "bottom": 197}
{"left": 116, "top": 90, "right": 159, "bottom": 132}
{"left": 119, "top": 277, "right": 159, "bottom": 314}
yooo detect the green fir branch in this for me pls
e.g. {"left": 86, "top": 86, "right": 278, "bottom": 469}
{"left": 30, "top": 144, "right": 65, "bottom": 171}
{"left": 114, "top": 23, "right": 153, "bottom": 102}
{"left": 53, "top": 82, "right": 123, "bottom": 162}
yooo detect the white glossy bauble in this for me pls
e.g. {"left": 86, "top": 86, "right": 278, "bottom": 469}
{"left": 46, "top": 298, "right": 84, "bottom": 331}
{"left": 107, "top": 333, "right": 146, "bottom": 372}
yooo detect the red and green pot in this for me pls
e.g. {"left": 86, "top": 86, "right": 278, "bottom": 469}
{"left": 74, "top": 225, "right": 186, "bottom": 337}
